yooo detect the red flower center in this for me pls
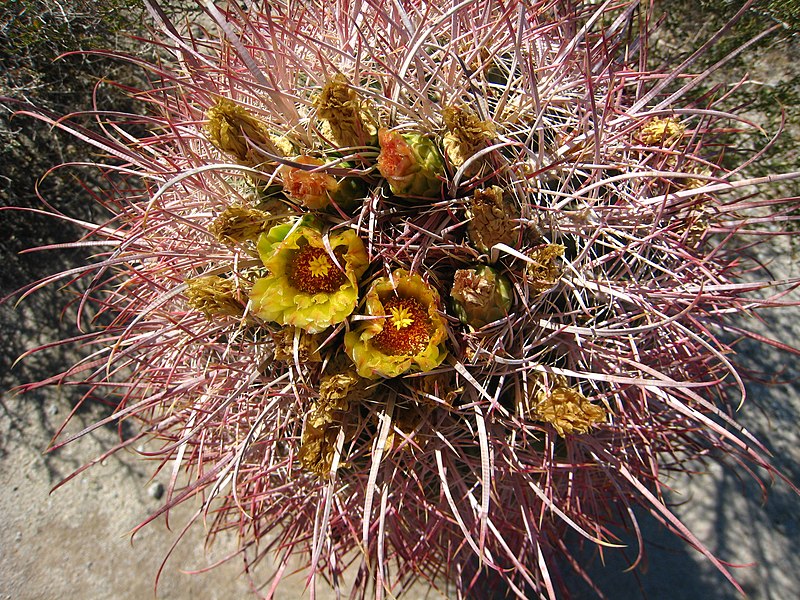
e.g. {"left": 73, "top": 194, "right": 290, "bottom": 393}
{"left": 288, "top": 246, "right": 348, "bottom": 294}
{"left": 371, "top": 296, "right": 432, "bottom": 355}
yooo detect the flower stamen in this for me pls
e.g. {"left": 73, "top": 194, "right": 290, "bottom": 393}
{"left": 388, "top": 305, "right": 414, "bottom": 330}
{"left": 288, "top": 246, "right": 347, "bottom": 294}
{"left": 372, "top": 297, "right": 431, "bottom": 355}
{"left": 308, "top": 254, "right": 331, "bottom": 278}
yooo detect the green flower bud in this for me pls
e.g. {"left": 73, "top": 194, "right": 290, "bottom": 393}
{"left": 377, "top": 128, "right": 444, "bottom": 198}
{"left": 280, "top": 156, "right": 367, "bottom": 211}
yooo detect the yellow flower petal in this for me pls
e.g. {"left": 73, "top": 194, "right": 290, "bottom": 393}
{"left": 250, "top": 221, "right": 368, "bottom": 333}
{"left": 344, "top": 269, "right": 448, "bottom": 378}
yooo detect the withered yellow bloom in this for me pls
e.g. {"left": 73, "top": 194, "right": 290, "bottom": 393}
{"left": 525, "top": 244, "right": 565, "bottom": 293}
{"left": 529, "top": 375, "right": 607, "bottom": 436}
{"left": 209, "top": 206, "right": 274, "bottom": 244}
{"left": 639, "top": 116, "right": 685, "bottom": 146}
{"left": 319, "top": 367, "right": 372, "bottom": 406}
{"left": 467, "top": 186, "right": 520, "bottom": 255}
{"left": 299, "top": 366, "right": 369, "bottom": 477}
{"left": 298, "top": 414, "right": 342, "bottom": 478}
{"left": 684, "top": 166, "right": 712, "bottom": 190}
{"left": 409, "top": 371, "right": 460, "bottom": 408}
{"left": 382, "top": 402, "right": 432, "bottom": 453}
{"left": 451, "top": 266, "right": 513, "bottom": 329}
{"left": 442, "top": 105, "right": 495, "bottom": 176}
{"left": 205, "top": 98, "right": 274, "bottom": 166}
{"left": 185, "top": 276, "right": 244, "bottom": 318}
{"left": 314, "top": 75, "right": 377, "bottom": 148}
{"left": 272, "top": 327, "right": 322, "bottom": 363}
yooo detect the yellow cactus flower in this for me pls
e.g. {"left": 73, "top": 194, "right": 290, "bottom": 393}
{"left": 344, "top": 269, "right": 448, "bottom": 379}
{"left": 249, "top": 221, "right": 369, "bottom": 333}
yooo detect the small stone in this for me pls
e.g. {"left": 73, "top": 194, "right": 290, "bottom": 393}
{"left": 148, "top": 482, "right": 165, "bottom": 500}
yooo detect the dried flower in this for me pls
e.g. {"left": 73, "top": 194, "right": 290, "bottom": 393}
{"left": 528, "top": 375, "right": 607, "bottom": 436}
{"left": 407, "top": 371, "right": 460, "bottom": 408}
{"left": 376, "top": 128, "right": 445, "bottom": 198}
{"left": 467, "top": 186, "right": 520, "bottom": 254}
{"left": 451, "top": 266, "right": 513, "bottom": 329}
{"left": 271, "top": 134, "right": 296, "bottom": 157}
{"left": 345, "top": 269, "right": 448, "bottom": 378}
{"left": 299, "top": 366, "right": 369, "bottom": 477}
{"left": 314, "top": 74, "right": 377, "bottom": 148}
{"left": 319, "top": 368, "right": 369, "bottom": 405}
{"left": 250, "top": 220, "right": 369, "bottom": 333}
{"left": 639, "top": 116, "right": 685, "bottom": 146}
{"left": 272, "top": 327, "right": 322, "bottom": 363}
{"left": 298, "top": 409, "right": 344, "bottom": 478}
{"left": 525, "top": 244, "right": 565, "bottom": 293}
{"left": 442, "top": 105, "right": 495, "bottom": 176}
{"left": 185, "top": 276, "right": 245, "bottom": 318}
{"left": 684, "top": 166, "right": 713, "bottom": 190}
{"left": 205, "top": 98, "right": 274, "bottom": 166}
{"left": 209, "top": 206, "right": 274, "bottom": 244}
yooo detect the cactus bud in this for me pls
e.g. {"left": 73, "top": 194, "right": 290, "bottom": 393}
{"left": 377, "top": 128, "right": 444, "bottom": 198}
